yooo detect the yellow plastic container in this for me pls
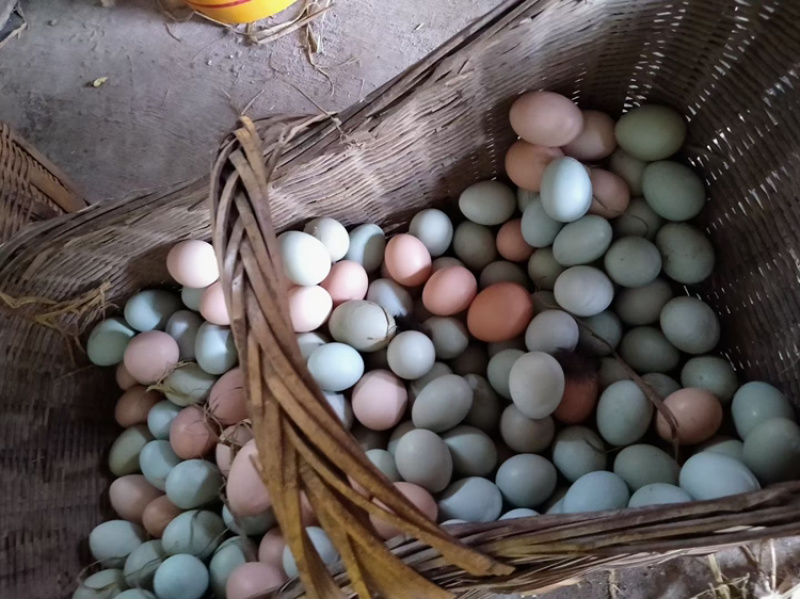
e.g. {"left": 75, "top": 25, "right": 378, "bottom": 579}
{"left": 185, "top": 0, "right": 298, "bottom": 24}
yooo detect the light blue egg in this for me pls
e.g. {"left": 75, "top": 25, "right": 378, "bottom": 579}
{"left": 283, "top": 527, "right": 339, "bottom": 578}
{"left": 89, "top": 520, "right": 146, "bottom": 568}
{"left": 700, "top": 437, "right": 745, "bottom": 463}
{"left": 520, "top": 197, "right": 563, "bottom": 248}
{"left": 222, "top": 504, "right": 275, "bottom": 536}
{"left": 681, "top": 356, "right": 738, "bottom": 405}
{"left": 161, "top": 510, "right": 225, "bottom": 559}
{"left": 163, "top": 362, "right": 217, "bottom": 407}
{"left": 209, "top": 536, "right": 258, "bottom": 598}
{"left": 438, "top": 477, "right": 503, "bottom": 522}
{"left": 116, "top": 590, "right": 156, "bottom": 599}
{"left": 563, "top": 471, "right": 630, "bottom": 514}
{"left": 147, "top": 401, "right": 181, "bottom": 440}
{"left": 165, "top": 310, "right": 203, "bottom": 360}
{"left": 499, "top": 508, "right": 539, "bottom": 520}
{"left": 87, "top": 318, "right": 136, "bottom": 366}
{"left": 123, "top": 539, "right": 166, "bottom": 588}
{"left": 539, "top": 157, "right": 593, "bottom": 223}
{"left": 153, "top": 554, "right": 209, "bottom": 599}
{"left": 345, "top": 224, "right": 385, "bottom": 273}
{"left": 139, "top": 440, "right": 181, "bottom": 491}
{"left": 165, "top": 459, "right": 223, "bottom": 509}
{"left": 72, "top": 569, "right": 126, "bottom": 599}
{"left": 628, "top": 483, "right": 692, "bottom": 508}
{"left": 124, "top": 290, "right": 182, "bottom": 332}
{"left": 679, "top": 452, "right": 760, "bottom": 500}
{"left": 109, "top": 425, "right": 154, "bottom": 477}
{"left": 731, "top": 381, "right": 794, "bottom": 439}
{"left": 195, "top": 323, "right": 238, "bottom": 375}
{"left": 641, "top": 373, "right": 681, "bottom": 400}
{"left": 596, "top": 381, "right": 654, "bottom": 446}
{"left": 181, "top": 287, "right": 206, "bottom": 311}
{"left": 551, "top": 426, "right": 606, "bottom": 483}
{"left": 613, "top": 444, "right": 679, "bottom": 491}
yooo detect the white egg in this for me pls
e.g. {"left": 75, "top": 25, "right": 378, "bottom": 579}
{"left": 508, "top": 352, "right": 565, "bottom": 419}
{"left": 307, "top": 343, "right": 365, "bottom": 391}
{"left": 524, "top": 309, "right": 579, "bottom": 354}
{"left": 387, "top": 331, "right": 436, "bottom": 380}
{"left": 554, "top": 266, "right": 614, "bottom": 317}
{"left": 659, "top": 296, "right": 720, "bottom": 354}
{"left": 409, "top": 209, "right": 454, "bottom": 256}
{"left": 459, "top": 180, "right": 516, "bottom": 225}
{"left": 277, "top": 231, "right": 332, "bottom": 286}
{"left": 345, "top": 224, "right": 386, "bottom": 273}
{"left": 539, "top": 157, "right": 593, "bottom": 223}
{"left": 520, "top": 197, "right": 564, "bottom": 248}
{"left": 303, "top": 217, "right": 350, "bottom": 261}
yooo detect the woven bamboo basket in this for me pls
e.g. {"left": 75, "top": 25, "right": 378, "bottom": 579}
{"left": 0, "top": 122, "right": 86, "bottom": 244}
{"left": 2, "top": 0, "right": 800, "bottom": 597}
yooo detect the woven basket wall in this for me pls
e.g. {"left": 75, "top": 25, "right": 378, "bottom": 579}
{"left": 2, "top": 0, "right": 800, "bottom": 597}
{"left": 0, "top": 122, "right": 86, "bottom": 244}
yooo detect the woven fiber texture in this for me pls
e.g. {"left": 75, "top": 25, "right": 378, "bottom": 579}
{"left": 1, "top": 0, "right": 800, "bottom": 597}
{"left": 0, "top": 122, "right": 85, "bottom": 244}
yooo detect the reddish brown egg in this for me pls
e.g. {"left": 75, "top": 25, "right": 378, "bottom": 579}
{"left": 109, "top": 474, "right": 163, "bottom": 524}
{"left": 114, "top": 386, "right": 161, "bottom": 428}
{"left": 208, "top": 367, "right": 248, "bottom": 426}
{"left": 467, "top": 283, "right": 533, "bottom": 342}
{"left": 656, "top": 388, "right": 723, "bottom": 445}
{"left": 370, "top": 482, "right": 438, "bottom": 539}
{"left": 553, "top": 375, "right": 599, "bottom": 424}
{"left": 496, "top": 219, "right": 534, "bottom": 262}
{"left": 509, "top": 92, "right": 584, "bottom": 147}
{"left": 504, "top": 141, "right": 563, "bottom": 191}
{"left": 169, "top": 405, "right": 218, "bottom": 459}
{"left": 142, "top": 495, "right": 184, "bottom": 538}
{"left": 562, "top": 110, "right": 617, "bottom": 161}
{"left": 589, "top": 169, "right": 631, "bottom": 218}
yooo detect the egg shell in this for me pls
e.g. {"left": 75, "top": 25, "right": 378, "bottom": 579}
{"left": 115, "top": 386, "right": 160, "bottom": 428}
{"left": 643, "top": 161, "right": 706, "bottom": 222}
{"left": 109, "top": 425, "right": 154, "bottom": 477}
{"left": 277, "top": 231, "right": 332, "bottom": 286}
{"left": 452, "top": 221, "right": 497, "bottom": 270}
{"left": 588, "top": 168, "right": 630, "bottom": 218}
{"left": 463, "top": 374, "right": 503, "bottom": 433}
{"left": 500, "top": 405, "right": 555, "bottom": 453}
{"left": 169, "top": 406, "right": 217, "bottom": 459}
{"left": 227, "top": 439, "right": 271, "bottom": 517}
{"left": 208, "top": 367, "right": 248, "bottom": 426}
{"left": 459, "top": 180, "right": 517, "bottom": 225}
{"left": 164, "top": 363, "right": 217, "bottom": 408}
{"left": 226, "top": 562, "right": 287, "bottom": 599}
{"left": 554, "top": 373, "right": 600, "bottom": 424}
{"left": 222, "top": 504, "right": 275, "bottom": 537}
{"left": 540, "top": 157, "right": 593, "bottom": 223}
{"left": 412, "top": 374, "right": 473, "bottom": 433}
{"left": 614, "top": 444, "right": 680, "bottom": 491}
{"left": 125, "top": 290, "right": 182, "bottom": 333}
{"left": 384, "top": 234, "right": 433, "bottom": 287}
{"left": 438, "top": 477, "right": 503, "bottom": 522}
{"left": 596, "top": 380, "right": 654, "bottom": 446}
{"left": 500, "top": 508, "right": 540, "bottom": 520}
{"left": 495, "top": 453, "right": 557, "bottom": 508}
{"left": 307, "top": 342, "right": 365, "bottom": 391}
{"left": 509, "top": 352, "right": 565, "bottom": 419}
{"left": 554, "top": 266, "right": 614, "bottom": 317}
{"left": 656, "top": 223, "right": 715, "bottom": 284}
{"left": 441, "top": 425, "right": 497, "bottom": 477}
{"left": 495, "top": 219, "right": 534, "bottom": 262}
{"left": 165, "top": 459, "right": 223, "bottom": 509}
{"left": 167, "top": 240, "right": 219, "bottom": 288}
{"left": 524, "top": 309, "right": 579, "bottom": 354}
{"left": 366, "top": 279, "right": 413, "bottom": 318}
{"left": 619, "top": 327, "right": 680, "bottom": 373}
{"left": 370, "top": 482, "right": 438, "bottom": 539}
{"left": 467, "top": 283, "right": 533, "bottom": 343}
{"left": 285, "top": 285, "right": 332, "bottom": 333}
{"left": 552, "top": 214, "right": 613, "bottom": 266}
{"left": 123, "top": 539, "right": 166, "bottom": 588}
{"left": 604, "top": 237, "right": 662, "bottom": 288}
{"left": 209, "top": 536, "right": 258, "bottom": 599}
{"left": 562, "top": 110, "right": 616, "bottom": 160}
{"left": 679, "top": 452, "right": 760, "bottom": 500}
{"left": 73, "top": 569, "right": 127, "bottom": 599}
{"left": 698, "top": 437, "right": 745, "bottom": 463}
{"left": 320, "top": 261, "right": 368, "bottom": 307}
{"left": 614, "top": 278, "right": 673, "bottom": 326}
{"left": 628, "top": 483, "right": 692, "bottom": 508}
{"left": 681, "top": 356, "right": 738, "bottom": 404}
{"left": 424, "top": 317, "right": 470, "bottom": 360}
{"left": 162, "top": 509, "right": 225, "bottom": 559}
{"left": 577, "top": 310, "right": 623, "bottom": 357}
{"left": 505, "top": 141, "right": 564, "bottom": 191}
{"left": 408, "top": 208, "right": 454, "bottom": 257}
{"left": 140, "top": 440, "right": 181, "bottom": 491}
{"left": 449, "top": 343, "right": 489, "bottom": 377}
{"left": 88, "top": 318, "right": 137, "bottom": 367}
{"left": 510, "top": 92, "right": 583, "bottom": 147}
{"left": 563, "top": 471, "right": 630, "bottom": 513}
{"left": 641, "top": 373, "right": 681, "bottom": 399}
{"left": 480, "top": 261, "right": 529, "bottom": 289}
{"left": 181, "top": 286, "right": 206, "bottom": 311}
{"left": 386, "top": 421, "right": 415, "bottom": 455}
{"left": 258, "top": 529, "right": 286, "bottom": 567}
{"left": 742, "top": 418, "right": 800, "bottom": 484}
{"left": 422, "top": 266, "right": 478, "bottom": 316}
{"left": 551, "top": 426, "right": 606, "bottom": 482}
{"left": 109, "top": 474, "right": 163, "bottom": 524}
{"left": 394, "top": 428, "right": 453, "bottom": 492}
{"left": 731, "top": 381, "right": 794, "bottom": 439}
{"left": 608, "top": 148, "right": 646, "bottom": 196}
{"left": 328, "top": 300, "right": 397, "bottom": 352}
{"left": 123, "top": 331, "right": 180, "bottom": 385}
{"left": 89, "top": 520, "right": 147, "bottom": 568}
{"left": 487, "top": 349, "right": 524, "bottom": 399}
{"left": 142, "top": 496, "right": 184, "bottom": 538}
{"left": 363, "top": 448, "right": 401, "bottom": 485}
{"left": 387, "top": 331, "right": 436, "bottom": 380}
{"left": 351, "top": 369, "right": 407, "bottom": 431}
{"left": 613, "top": 197, "right": 664, "bottom": 240}
{"left": 615, "top": 104, "right": 686, "bottom": 161}
{"left": 282, "top": 527, "right": 339, "bottom": 577}
{"left": 153, "top": 554, "right": 209, "bottom": 599}
{"left": 303, "top": 217, "right": 350, "bottom": 261}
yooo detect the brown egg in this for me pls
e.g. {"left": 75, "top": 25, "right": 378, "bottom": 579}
{"left": 562, "top": 110, "right": 617, "bottom": 161}
{"left": 200, "top": 281, "right": 231, "bottom": 326}
{"left": 109, "top": 474, "right": 163, "bottom": 524}
{"left": 258, "top": 528, "right": 286, "bottom": 567}
{"left": 504, "top": 141, "right": 563, "bottom": 191}
{"left": 208, "top": 368, "right": 248, "bottom": 426}
{"left": 496, "top": 219, "right": 534, "bottom": 262}
{"left": 114, "top": 386, "right": 161, "bottom": 428}
{"left": 226, "top": 563, "right": 288, "bottom": 599}
{"left": 320, "top": 260, "right": 369, "bottom": 306}
{"left": 227, "top": 439, "right": 272, "bottom": 518}
{"left": 370, "top": 481, "right": 438, "bottom": 539}
{"left": 123, "top": 331, "right": 180, "bottom": 385}
{"left": 509, "top": 92, "right": 584, "bottom": 147}
{"left": 216, "top": 423, "right": 254, "bottom": 476}
{"left": 115, "top": 362, "right": 138, "bottom": 391}
{"left": 169, "top": 405, "right": 218, "bottom": 459}
{"left": 384, "top": 234, "right": 432, "bottom": 288}
{"left": 142, "top": 495, "right": 184, "bottom": 538}
{"left": 553, "top": 375, "right": 599, "bottom": 424}
{"left": 422, "top": 266, "right": 478, "bottom": 316}
{"left": 467, "top": 283, "right": 533, "bottom": 342}
{"left": 589, "top": 169, "right": 631, "bottom": 218}
{"left": 656, "top": 388, "right": 723, "bottom": 445}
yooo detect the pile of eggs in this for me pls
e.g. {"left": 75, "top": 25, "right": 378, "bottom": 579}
{"left": 75, "top": 92, "right": 800, "bottom": 599}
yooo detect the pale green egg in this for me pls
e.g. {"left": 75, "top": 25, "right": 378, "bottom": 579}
{"left": 209, "top": 536, "right": 258, "bottom": 599}
{"left": 109, "top": 425, "right": 154, "bottom": 477}
{"left": 540, "top": 157, "right": 593, "bottom": 223}
{"left": 598, "top": 357, "right": 632, "bottom": 388}
{"left": 517, "top": 189, "right": 539, "bottom": 213}
{"left": 612, "top": 198, "right": 663, "bottom": 240}
{"left": 487, "top": 349, "right": 524, "bottom": 399}
{"left": 165, "top": 459, "right": 223, "bottom": 510}
{"left": 452, "top": 221, "right": 497, "bottom": 270}
{"left": 161, "top": 510, "right": 225, "bottom": 559}
{"left": 531, "top": 290, "right": 558, "bottom": 313}
{"left": 656, "top": 223, "right": 715, "bottom": 284}
{"left": 743, "top": 418, "right": 800, "bottom": 484}
{"left": 459, "top": 180, "right": 517, "bottom": 226}
{"left": 641, "top": 373, "right": 681, "bottom": 399}
{"left": 124, "top": 290, "right": 182, "bottom": 332}
{"left": 72, "top": 569, "right": 127, "bottom": 599}
{"left": 679, "top": 452, "right": 760, "bottom": 500}
{"left": 165, "top": 310, "right": 202, "bottom": 360}
{"left": 614, "top": 278, "right": 673, "bottom": 326}
{"left": 731, "top": 381, "right": 794, "bottom": 439}
{"left": 614, "top": 104, "right": 686, "bottom": 161}
{"left": 499, "top": 405, "right": 555, "bottom": 454}
{"left": 495, "top": 454, "right": 557, "bottom": 508}
{"left": 222, "top": 504, "right": 275, "bottom": 536}
{"left": 139, "top": 440, "right": 181, "bottom": 491}
{"left": 698, "top": 437, "right": 745, "bottom": 462}
{"left": 554, "top": 266, "right": 614, "bottom": 317}
{"left": 609, "top": 148, "right": 646, "bottom": 195}
{"left": 147, "top": 401, "right": 181, "bottom": 440}
{"left": 603, "top": 237, "right": 662, "bottom": 288}
{"left": 628, "top": 483, "right": 691, "bottom": 508}
{"left": 181, "top": 286, "right": 206, "bottom": 311}
{"left": 438, "top": 477, "right": 503, "bottom": 522}
{"left": 660, "top": 296, "right": 720, "bottom": 354}
{"left": 345, "top": 224, "right": 386, "bottom": 273}
{"left": 619, "top": 327, "right": 680, "bottom": 373}
{"left": 408, "top": 209, "right": 453, "bottom": 257}
{"left": 364, "top": 448, "right": 402, "bottom": 482}
{"left": 329, "top": 300, "right": 396, "bottom": 352}
{"left": 552, "top": 215, "right": 613, "bottom": 266}
{"left": 89, "top": 520, "right": 146, "bottom": 568}
{"left": 643, "top": 161, "right": 705, "bottom": 222}
{"left": 527, "top": 248, "right": 564, "bottom": 291}
{"left": 163, "top": 362, "right": 217, "bottom": 407}
{"left": 613, "top": 444, "right": 679, "bottom": 491}
{"left": 282, "top": 527, "right": 339, "bottom": 578}
{"left": 596, "top": 380, "right": 654, "bottom": 446}
{"left": 307, "top": 342, "right": 365, "bottom": 391}
{"left": 387, "top": 420, "right": 415, "bottom": 455}
{"left": 521, "top": 197, "right": 563, "bottom": 248}
{"left": 153, "top": 554, "right": 209, "bottom": 599}
{"left": 87, "top": 318, "right": 137, "bottom": 366}
{"left": 394, "top": 429, "right": 453, "bottom": 492}
{"left": 577, "top": 310, "right": 622, "bottom": 356}
{"left": 123, "top": 539, "right": 166, "bottom": 589}
{"left": 442, "top": 425, "right": 497, "bottom": 477}
{"left": 424, "top": 317, "right": 470, "bottom": 360}
{"left": 194, "top": 323, "right": 238, "bottom": 375}
{"left": 563, "top": 471, "right": 629, "bottom": 513}
{"left": 117, "top": 590, "right": 156, "bottom": 599}
{"left": 681, "top": 356, "right": 738, "bottom": 404}
{"left": 464, "top": 374, "right": 503, "bottom": 433}
{"left": 409, "top": 362, "right": 453, "bottom": 402}
{"left": 479, "top": 261, "right": 529, "bottom": 289}
{"left": 551, "top": 426, "right": 606, "bottom": 483}
{"left": 499, "top": 508, "right": 539, "bottom": 520}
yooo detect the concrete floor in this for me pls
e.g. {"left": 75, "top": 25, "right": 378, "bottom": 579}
{"left": 2, "top": 2, "right": 800, "bottom": 598}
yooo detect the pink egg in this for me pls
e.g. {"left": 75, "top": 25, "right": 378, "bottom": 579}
{"left": 115, "top": 362, "right": 138, "bottom": 390}
{"left": 123, "top": 331, "right": 180, "bottom": 385}
{"left": 142, "top": 495, "right": 184, "bottom": 538}
{"left": 370, "top": 482, "right": 438, "bottom": 539}
{"left": 227, "top": 439, "right": 272, "bottom": 517}
{"left": 509, "top": 92, "right": 584, "bottom": 147}
{"left": 208, "top": 368, "right": 248, "bottom": 426}
{"left": 166, "top": 240, "right": 220, "bottom": 288}
{"left": 384, "top": 234, "right": 432, "bottom": 287}
{"left": 496, "top": 219, "right": 534, "bottom": 262}
{"left": 422, "top": 266, "right": 478, "bottom": 316}
{"left": 109, "top": 474, "right": 163, "bottom": 524}
{"left": 200, "top": 281, "right": 231, "bottom": 326}
{"left": 562, "top": 110, "right": 617, "bottom": 161}
{"left": 226, "top": 562, "right": 288, "bottom": 599}
{"left": 170, "top": 405, "right": 218, "bottom": 459}
{"left": 287, "top": 286, "right": 333, "bottom": 333}
{"left": 351, "top": 370, "right": 408, "bottom": 431}
{"left": 320, "top": 261, "right": 369, "bottom": 306}
{"left": 589, "top": 169, "right": 631, "bottom": 218}
{"left": 216, "top": 423, "right": 254, "bottom": 476}
{"left": 115, "top": 386, "right": 161, "bottom": 427}
{"left": 258, "top": 528, "right": 286, "bottom": 567}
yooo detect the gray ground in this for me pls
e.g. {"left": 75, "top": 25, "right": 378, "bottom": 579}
{"left": 2, "top": 2, "right": 799, "bottom": 597}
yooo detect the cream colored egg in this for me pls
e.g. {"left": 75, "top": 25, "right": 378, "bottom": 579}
{"left": 554, "top": 266, "right": 614, "bottom": 317}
